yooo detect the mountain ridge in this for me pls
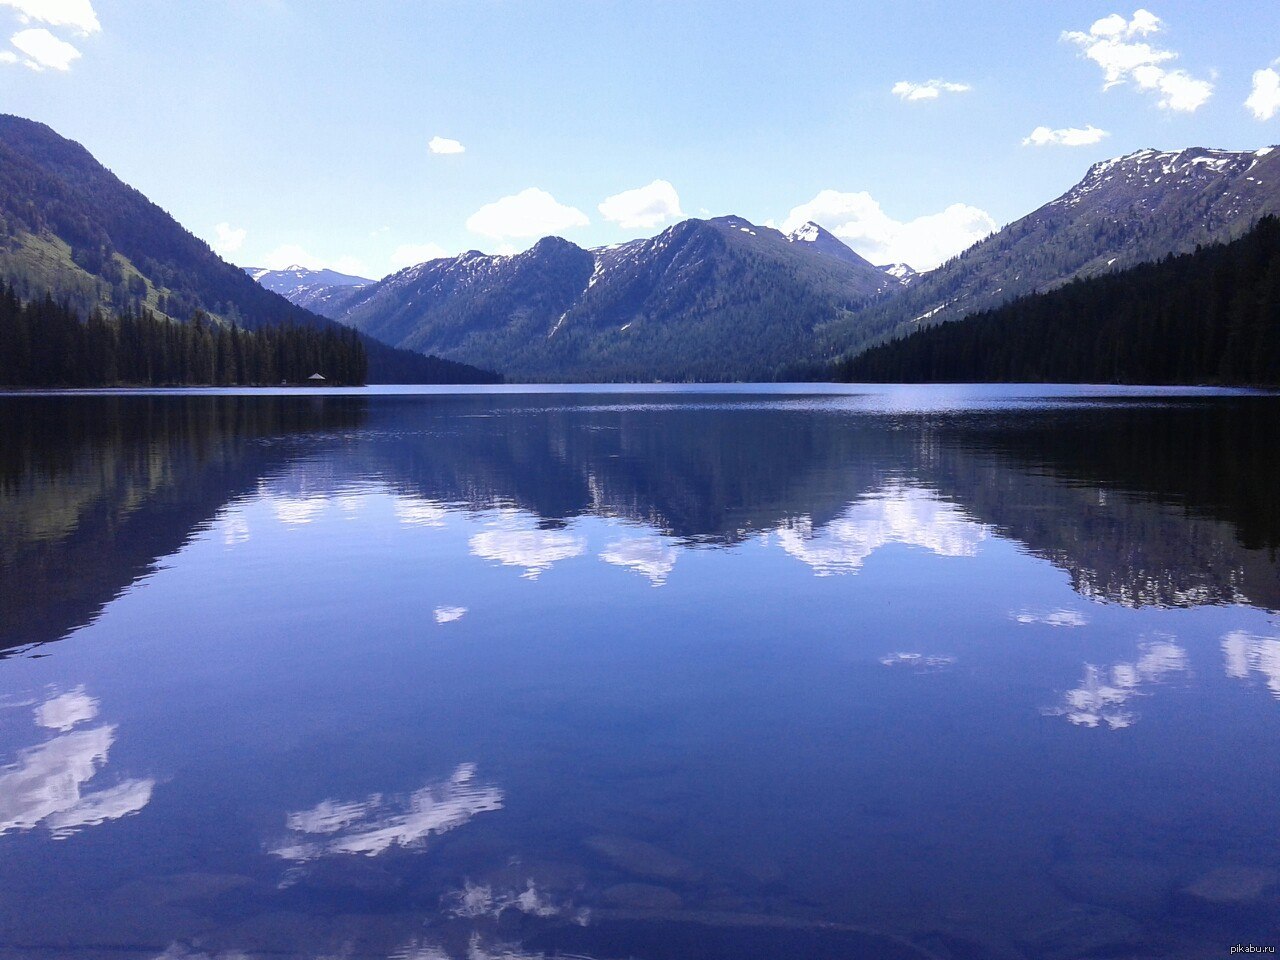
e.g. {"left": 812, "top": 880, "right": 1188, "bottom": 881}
{"left": 0, "top": 114, "right": 498, "bottom": 384}
{"left": 820, "top": 143, "right": 1280, "bottom": 358}
{"left": 300, "top": 214, "right": 900, "bottom": 381}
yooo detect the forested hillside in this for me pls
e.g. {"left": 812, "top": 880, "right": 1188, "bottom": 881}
{"left": 0, "top": 284, "right": 366, "bottom": 386}
{"left": 838, "top": 216, "right": 1280, "bottom": 386}
{"left": 0, "top": 115, "right": 499, "bottom": 384}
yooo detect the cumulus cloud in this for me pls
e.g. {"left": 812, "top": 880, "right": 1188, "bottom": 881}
{"left": 7, "top": 26, "right": 79, "bottom": 69}
{"left": 433, "top": 605, "right": 467, "bottom": 624}
{"left": 211, "top": 222, "right": 247, "bottom": 257}
{"left": 1246, "top": 63, "right": 1280, "bottom": 121}
{"left": 428, "top": 135, "right": 465, "bottom": 155}
{"left": 0, "top": 0, "right": 99, "bottom": 34}
{"left": 598, "top": 179, "right": 683, "bottom": 230}
{"left": 259, "top": 243, "right": 370, "bottom": 276}
{"left": 466, "top": 188, "right": 589, "bottom": 241}
{"left": 1063, "top": 9, "right": 1212, "bottom": 112}
{"left": 1022, "top": 124, "right": 1110, "bottom": 147}
{"left": 891, "top": 79, "right": 970, "bottom": 101}
{"left": 781, "top": 191, "right": 995, "bottom": 271}
{"left": 389, "top": 242, "right": 450, "bottom": 272}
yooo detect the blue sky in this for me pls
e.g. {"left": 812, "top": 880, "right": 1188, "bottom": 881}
{"left": 3, "top": 0, "right": 1280, "bottom": 277}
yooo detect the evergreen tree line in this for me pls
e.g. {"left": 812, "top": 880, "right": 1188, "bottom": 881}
{"left": 837, "top": 216, "right": 1280, "bottom": 386}
{"left": 0, "top": 282, "right": 367, "bottom": 386}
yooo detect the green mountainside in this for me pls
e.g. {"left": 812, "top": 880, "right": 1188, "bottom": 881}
{"left": 318, "top": 217, "right": 898, "bottom": 382}
{"left": 839, "top": 216, "right": 1280, "bottom": 386}
{"left": 0, "top": 115, "right": 498, "bottom": 384}
{"left": 824, "top": 146, "right": 1280, "bottom": 358}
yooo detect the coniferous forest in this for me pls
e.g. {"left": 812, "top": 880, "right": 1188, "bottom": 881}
{"left": 0, "top": 283, "right": 368, "bottom": 386}
{"left": 837, "top": 216, "right": 1280, "bottom": 386}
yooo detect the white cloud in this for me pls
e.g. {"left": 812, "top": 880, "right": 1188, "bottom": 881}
{"left": 466, "top": 187, "right": 589, "bottom": 241}
{"left": 434, "top": 605, "right": 467, "bottom": 624}
{"left": 598, "top": 179, "right": 683, "bottom": 230}
{"left": 891, "top": 79, "right": 970, "bottom": 101}
{"left": 781, "top": 191, "right": 995, "bottom": 271}
{"left": 0, "top": 0, "right": 99, "bottom": 34}
{"left": 1063, "top": 9, "right": 1212, "bottom": 112}
{"left": 428, "top": 135, "right": 465, "bottom": 155}
{"left": 1022, "top": 124, "right": 1110, "bottom": 147}
{"left": 8, "top": 27, "right": 79, "bottom": 70}
{"left": 1246, "top": 64, "right": 1280, "bottom": 121}
{"left": 259, "top": 244, "right": 370, "bottom": 277}
{"left": 211, "top": 222, "right": 247, "bottom": 257}
{"left": 389, "top": 242, "right": 450, "bottom": 272}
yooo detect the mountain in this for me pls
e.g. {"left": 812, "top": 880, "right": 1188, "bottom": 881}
{"left": 826, "top": 145, "right": 1280, "bottom": 356}
{"left": 310, "top": 215, "right": 899, "bottom": 381}
{"left": 246, "top": 264, "right": 373, "bottom": 315}
{"left": 839, "top": 215, "right": 1280, "bottom": 386}
{"left": 878, "top": 263, "right": 918, "bottom": 285}
{"left": 0, "top": 114, "right": 498, "bottom": 383}
{"left": 784, "top": 220, "right": 897, "bottom": 274}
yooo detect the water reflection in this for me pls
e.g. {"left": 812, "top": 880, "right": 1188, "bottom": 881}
{"left": 599, "top": 536, "right": 678, "bottom": 586}
{"left": 0, "top": 687, "right": 154, "bottom": 838}
{"left": 2, "top": 388, "right": 1279, "bottom": 958}
{"left": 1051, "top": 637, "right": 1188, "bottom": 729}
{"left": 272, "top": 763, "right": 504, "bottom": 861}
{"left": 2, "top": 391, "right": 1278, "bottom": 659}
{"left": 774, "top": 483, "right": 988, "bottom": 575}
{"left": 1222, "top": 630, "right": 1280, "bottom": 697}
{"left": 469, "top": 512, "right": 587, "bottom": 579}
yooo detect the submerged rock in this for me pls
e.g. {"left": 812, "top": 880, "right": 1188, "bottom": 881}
{"left": 1181, "top": 865, "right": 1277, "bottom": 904}
{"left": 584, "top": 834, "right": 702, "bottom": 882}
{"left": 1049, "top": 857, "right": 1176, "bottom": 916}
{"left": 602, "top": 882, "right": 684, "bottom": 911}
{"left": 1016, "top": 904, "right": 1146, "bottom": 960}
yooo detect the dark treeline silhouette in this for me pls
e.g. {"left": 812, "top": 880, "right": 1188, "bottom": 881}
{"left": 0, "top": 282, "right": 367, "bottom": 386}
{"left": 837, "top": 216, "right": 1280, "bottom": 386}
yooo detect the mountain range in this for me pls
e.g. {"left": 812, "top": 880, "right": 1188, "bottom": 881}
{"left": 0, "top": 115, "right": 497, "bottom": 384}
{"left": 264, "top": 145, "right": 1280, "bottom": 381}
{"left": 258, "top": 217, "right": 904, "bottom": 381}
{"left": 3, "top": 110, "right": 1278, "bottom": 385}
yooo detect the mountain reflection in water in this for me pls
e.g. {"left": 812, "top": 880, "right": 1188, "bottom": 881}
{"left": 1, "top": 385, "right": 1279, "bottom": 959}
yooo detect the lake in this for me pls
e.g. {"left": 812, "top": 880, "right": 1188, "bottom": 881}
{"left": 1, "top": 384, "right": 1278, "bottom": 960}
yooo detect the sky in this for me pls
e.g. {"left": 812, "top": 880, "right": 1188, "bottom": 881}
{"left": 3, "top": 0, "right": 1280, "bottom": 278}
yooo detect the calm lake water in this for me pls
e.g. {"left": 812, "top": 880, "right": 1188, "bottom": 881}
{"left": 1, "top": 384, "right": 1279, "bottom": 960}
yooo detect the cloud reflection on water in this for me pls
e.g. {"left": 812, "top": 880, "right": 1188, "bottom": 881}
{"left": 470, "top": 513, "right": 586, "bottom": 579}
{"left": 271, "top": 763, "right": 503, "bottom": 861}
{"left": 775, "top": 484, "right": 988, "bottom": 575}
{"left": 600, "top": 536, "right": 678, "bottom": 586}
{"left": 1051, "top": 638, "right": 1188, "bottom": 729}
{"left": 0, "top": 688, "right": 154, "bottom": 839}
{"left": 1222, "top": 630, "right": 1280, "bottom": 697}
